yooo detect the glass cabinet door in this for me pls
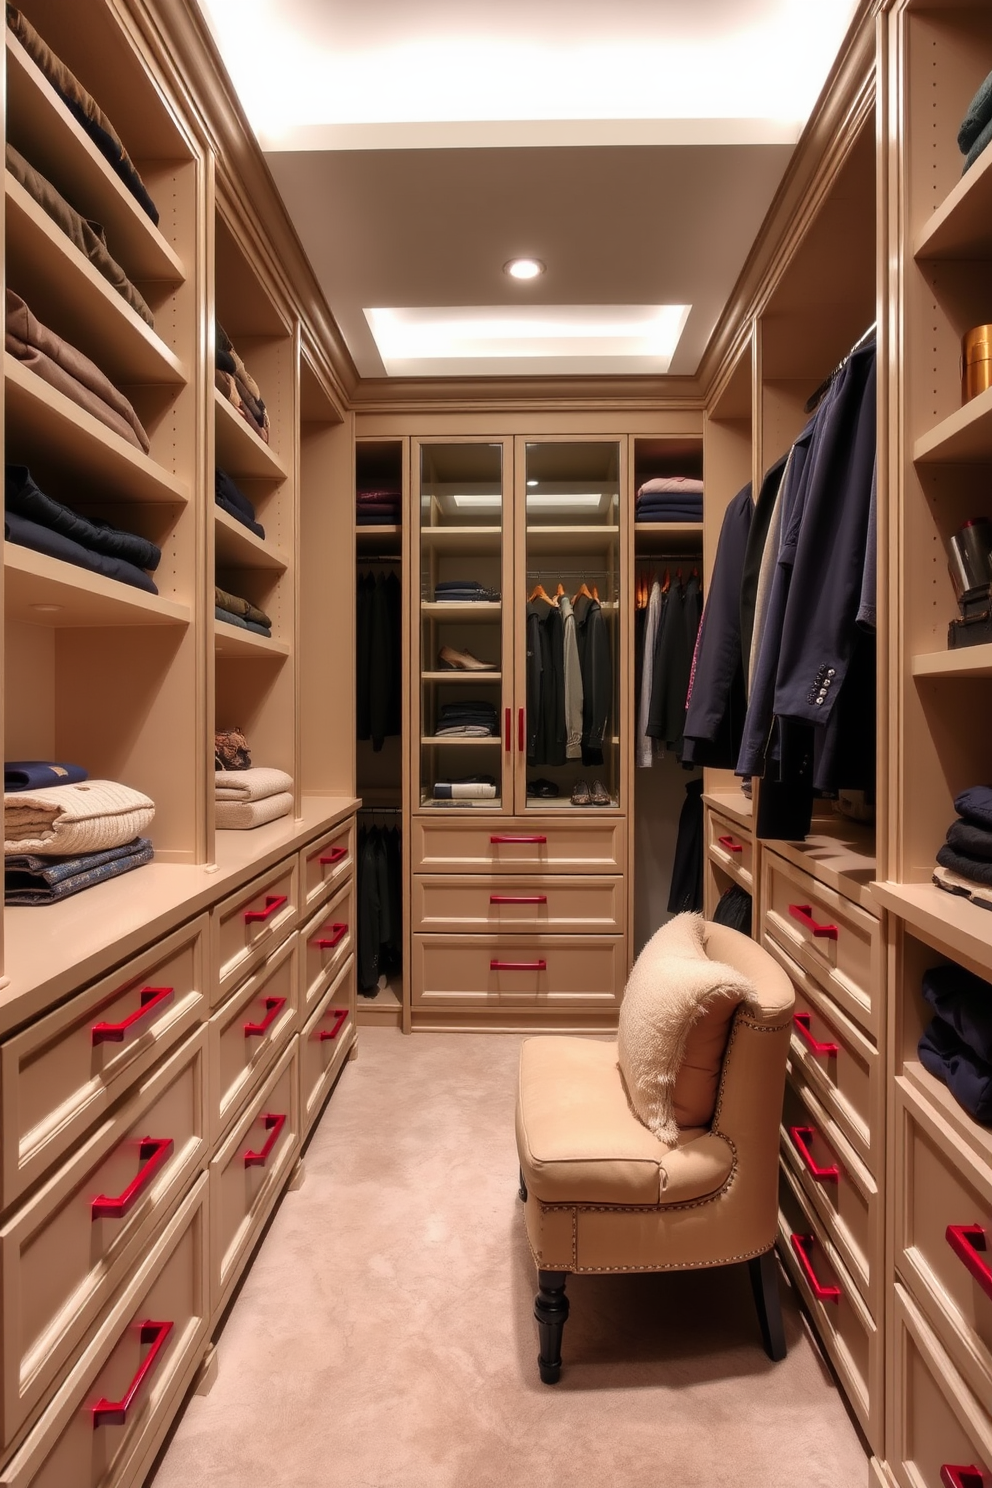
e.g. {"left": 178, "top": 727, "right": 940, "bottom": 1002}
{"left": 416, "top": 441, "right": 510, "bottom": 811}
{"left": 516, "top": 440, "right": 623, "bottom": 812}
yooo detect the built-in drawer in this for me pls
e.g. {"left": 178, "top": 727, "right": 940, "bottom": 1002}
{"left": 0, "top": 915, "right": 207, "bottom": 1208}
{"left": 300, "top": 818, "right": 354, "bottom": 915}
{"left": 209, "top": 1037, "right": 300, "bottom": 1321}
{"left": 894, "top": 1076, "right": 992, "bottom": 1405}
{"left": 212, "top": 855, "right": 299, "bottom": 1005}
{"left": 412, "top": 875, "right": 624, "bottom": 934}
{"left": 0, "top": 1028, "right": 206, "bottom": 1449}
{"left": 762, "top": 849, "right": 879, "bottom": 1039}
{"left": 412, "top": 818, "right": 625, "bottom": 875}
{"left": 209, "top": 933, "right": 297, "bottom": 1144}
{"left": 705, "top": 808, "right": 754, "bottom": 891}
{"left": 412, "top": 934, "right": 624, "bottom": 1011}
{"left": 299, "top": 879, "right": 354, "bottom": 1014}
{"left": 0, "top": 1173, "right": 209, "bottom": 1488}
{"left": 891, "top": 1284, "right": 992, "bottom": 1488}
{"left": 299, "top": 957, "right": 356, "bottom": 1137}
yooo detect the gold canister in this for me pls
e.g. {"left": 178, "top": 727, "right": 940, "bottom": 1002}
{"left": 963, "top": 324, "right": 992, "bottom": 402}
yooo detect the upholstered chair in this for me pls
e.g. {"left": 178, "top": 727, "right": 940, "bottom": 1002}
{"left": 515, "top": 920, "right": 795, "bottom": 1383}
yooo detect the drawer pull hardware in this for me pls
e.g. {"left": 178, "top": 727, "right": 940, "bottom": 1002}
{"left": 244, "top": 893, "right": 289, "bottom": 924}
{"left": 788, "top": 903, "right": 839, "bottom": 939}
{"left": 946, "top": 1224, "right": 992, "bottom": 1302}
{"left": 491, "top": 959, "right": 546, "bottom": 971}
{"left": 313, "top": 922, "right": 348, "bottom": 951}
{"left": 91, "top": 1137, "right": 175, "bottom": 1219}
{"left": 92, "top": 985, "right": 174, "bottom": 1045}
{"left": 490, "top": 834, "right": 547, "bottom": 845}
{"left": 318, "top": 1009, "right": 349, "bottom": 1042}
{"left": 718, "top": 835, "right": 743, "bottom": 853}
{"left": 245, "top": 1112, "right": 286, "bottom": 1167}
{"left": 790, "top": 1233, "right": 841, "bottom": 1302}
{"left": 92, "top": 1320, "right": 173, "bottom": 1426}
{"left": 505, "top": 707, "right": 511, "bottom": 752}
{"left": 318, "top": 847, "right": 347, "bottom": 867}
{"left": 940, "top": 1469, "right": 985, "bottom": 1488}
{"left": 792, "top": 1012, "right": 839, "bottom": 1057}
{"left": 244, "top": 996, "right": 287, "bottom": 1037}
{"left": 490, "top": 895, "right": 548, "bottom": 905}
{"left": 789, "top": 1125, "right": 839, "bottom": 1182}
{"left": 518, "top": 707, "right": 525, "bottom": 753}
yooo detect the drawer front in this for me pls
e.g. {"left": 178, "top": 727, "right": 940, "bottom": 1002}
{"left": 299, "top": 880, "right": 355, "bottom": 1014}
{"left": 213, "top": 856, "right": 299, "bottom": 1004}
{"left": 301, "top": 819, "right": 354, "bottom": 914}
{"left": 210, "top": 1038, "right": 300, "bottom": 1320}
{"left": 299, "top": 957, "right": 356, "bottom": 1137}
{"left": 891, "top": 1285, "right": 992, "bottom": 1488}
{"left": 0, "top": 915, "right": 207, "bottom": 1208}
{"left": 706, "top": 808, "right": 754, "bottom": 890}
{"left": 209, "top": 934, "right": 298, "bottom": 1144}
{"left": 412, "top": 934, "right": 624, "bottom": 1011}
{"left": 412, "top": 818, "right": 625, "bottom": 875}
{"left": 412, "top": 875, "right": 624, "bottom": 934}
{"left": 0, "top": 1029, "right": 207, "bottom": 1448}
{"left": 0, "top": 1174, "right": 209, "bottom": 1488}
{"left": 762, "top": 850, "right": 878, "bottom": 1038}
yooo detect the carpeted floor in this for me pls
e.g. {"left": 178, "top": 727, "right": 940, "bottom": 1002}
{"left": 149, "top": 1028, "right": 869, "bottom": 1488}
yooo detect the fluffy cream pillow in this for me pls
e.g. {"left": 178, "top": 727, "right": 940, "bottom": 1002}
{"left": 617, "top": 913, "right": 757, "bottom": 1144}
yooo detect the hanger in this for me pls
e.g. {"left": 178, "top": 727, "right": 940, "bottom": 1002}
{"left": 529, "top": 581, "right": 551, "bottom": 604}
{"left": 573, "top": 581, "right": 593, "bottom": 603}
{"left": 591, "top": 583, "right": 600, "bottom": 602}
{"left": 804, "top": 321, "right": 876, "bottom": 413}
{"left": 555, "top": 582, "right": 566, "bottom": 602}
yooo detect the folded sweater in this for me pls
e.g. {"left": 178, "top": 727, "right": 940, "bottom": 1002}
{"left": 5, "top": 761, "right": 88, "bottom": 791}
{"left": 6, "top": 465, "right": 160, "bottom": 571}
{"left": 955, "top": 785, "right": 992, "bottom": 832}
{"left": 5, "top": 510, "right": 158, "bottom": 594}
{"left": 215, "top": 792, "right": 293, "bottom": 831}
{"left": 214, "top": 585, "right": 270, "bottom": 629}
{"left": 5, "top": 779, "right": 155, "bottom": 855}
{"left": 214, "top": 766, "right": 293, "bottom": 802}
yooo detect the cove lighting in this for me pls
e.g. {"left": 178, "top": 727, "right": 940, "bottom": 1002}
{"left": 525, "top": 494, "right": 603, "bottom": 509}
{"left": 505, "top": 258, "right": 545, "bottom": 280}
{"left": 452, "top": 494, "right": 502, "bottom": 509}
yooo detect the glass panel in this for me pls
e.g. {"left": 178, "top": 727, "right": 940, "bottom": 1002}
{"left": 523, "top": 441, "right": 621, "bottom": 810}
{"left": 419, "top": 443, "right": 504, "bottom": 809}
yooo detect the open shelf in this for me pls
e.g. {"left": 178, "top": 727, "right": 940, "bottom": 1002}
{"left": 4, "top": 542, "right": 189, "bottom": 627}
{"left": 911, "top": 643, "right": 992, "bottom": 678}
{"left": 421, "top": 735, "right": 499, "bottom": 746}
{"left": 214, "top": 388, "right": 288, "bottom": 482}
{"left": 356, "top": 525, "right": 401, "bottom": 549}
{"left": 421, "top": 671, "right": 502, "bottom": 683}
{"left": 420, "top": 526, "right": 500, "bottom": 553}
{"left": 215, "top": 507, "right": 288, "bottom": 572}
{"left": 702, "top": 790, "right": 753, "bottom": 830}
{"left": 872, "top": 879, "right": 992, "bottom": 982}
{"left": 214, "top": 619, "right": 290, "bottom": 658}
{"left": 527, "top": 525, "right": 619, "bottom": 556}
{"left": 914, "top": 384, "right": 992, "bottom": 464}
{"left": 915, "top": 136, "right": 992, "bottom": 261}
{"left": 420, "top": 601, "right": 501, "bottom": 620}
{"left": 634, "top": 522, "right": 704, "bottom": 552}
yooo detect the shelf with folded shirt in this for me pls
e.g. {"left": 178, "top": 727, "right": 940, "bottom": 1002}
{"left": 873, "top": 880, "right": 992, "bottom": 984}
{"left": 419, "top": 600, "right": 502, "bottom": 620}
{"left": 213, "top": 620, "right": 290, "bottom": 660}
{"left": 3, "top": 541, "right": 190, "bottom": 627}
{"left": 214, "top": 388, "right": 289, "bottom": 484}
{"left": 215, "top": 505, "right": 289, "bottom": 573}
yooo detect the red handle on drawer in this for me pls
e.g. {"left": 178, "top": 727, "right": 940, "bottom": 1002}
{"left": 718, "top": 834, "right": 743, "bottom": 853}
{"left": 91, "top": 1137, "right": 174, "bottom": 1220}
{"left": 793, "top": 1012, "right": 839, "bottom": 1057}
{"left": 788, "top": 903, "right": 838, "bottom": 939}
{"left": 244, "top": 996, "right": 287, "bottom": 1037}
{"left": 505, "top": 707, "right": 511, "bottom": 752}
{"left": 946, "top": 1224, "right": 992, "bottom": 1302}
{"left": 313, "top": 923, "right": 348, "bottom": 951}
{"left": 92, "top": 986, "right": 174, "bottom": 1046}
{"left": 789, "top": 1126, "right": 840, "bottom": 1182}
{"left": 490, "top": 834, "right": 547, "bottom": 844}
{"left": 319, "top": 847, "right": 347, "bottom": 866}
{"left": 318, "top": 1009, "right": 349, "bottom": 1042}
{"left": 244, "top": 1112, "right": 286, "bottom": 1167}
{"left": 91, "top": 1320, "right": 173, "bottom": 1426}
{"left": 490, "top": 894, "right": 547, "bottom": 904}
{"left": 244, "top": 894, "right": 288, "bottom": 924}
{"left": 490, "top": 959, "right": 546, "bottom": 971}
{"left": 790, "top": 1233, "right": 841, "bottom": 1302}
{"left": 941, "top": 1468, "right": 986, "bottom": 1488}
{"left": 518, "top": 707, "right": 525, "bottom": 753}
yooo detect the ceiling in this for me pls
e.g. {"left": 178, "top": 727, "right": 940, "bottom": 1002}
{"left": 196, "top": 0, "right": 861, "bottom": 382}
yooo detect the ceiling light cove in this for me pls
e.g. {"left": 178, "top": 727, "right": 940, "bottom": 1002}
{"left": 504, "top": 258, "right": 545, "bottom": 280}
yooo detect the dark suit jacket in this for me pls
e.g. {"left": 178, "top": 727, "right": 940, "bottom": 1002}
{"left": 682, "top": 483, "right": 752, "bottom": 768}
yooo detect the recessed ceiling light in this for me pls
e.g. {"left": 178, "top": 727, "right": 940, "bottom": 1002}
{"left": 30, "top": 603, "right": 62, "bottom": 613}
{"left": 504, "top": 258, "right": 544, "bottom": 280}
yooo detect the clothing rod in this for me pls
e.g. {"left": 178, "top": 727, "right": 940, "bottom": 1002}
{"left": 357, "top": 557, "right": 403, "bottom": 564}
{"left": 804, "top": 320, "right": 877, "bottom": 413}
{"left": 358, "top": 805, "right": 402, "bottom": 814}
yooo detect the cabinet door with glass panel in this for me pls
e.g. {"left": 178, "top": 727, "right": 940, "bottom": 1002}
{"left": 414, "top": 440, "right": 512, "bottom": 811}
{"left": 514, "top": 439, "right": 624, "bottom": 812}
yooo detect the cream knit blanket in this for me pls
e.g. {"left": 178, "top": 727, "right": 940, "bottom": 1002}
{"left": 4, "top": 779, "right": 155, "bottom": 855}
{"left": 214, "top": 767, "right": 293, "bottom": 802}
{"left": 215, "top": 792, "right": 293, "bottom": 830}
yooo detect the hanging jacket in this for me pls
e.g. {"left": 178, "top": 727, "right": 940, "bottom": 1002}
{"left": 526, "top": 595, "right": 566, "bottom": 767}
{"left": 636, "top": 580, "right": 663, "bottom": 767}
{"left": 681, "top": 483, "right": 752, "bottom": 768}
{"left": 559, "top": 594, "right": 584, "bottom": 760}
{"left": 573, "top": 593, "right": 611, "bottom": 766}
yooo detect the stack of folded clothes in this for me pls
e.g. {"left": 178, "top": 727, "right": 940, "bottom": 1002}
{"left": 215, "top": 585, "right": 271, "bottom": 637}
{"left": 216, "top": 324, "right": 270, "bottom": 444}
{"left": 635, "top": 476, "right": 703, "bottom": 524}
{"left": 919, "top": 964, "right": 992, "bottom": 1123}
{"left": 356, "top": 486, "right": 401, "bottom": 526}
{"left": 958, "top": 67, "right": 992, "bottom": 175}
{"left": 4, "top": 768, "right": 154, "bottom": 904}
{"left": 215, "top": 767, "right": 293, "bottom": 830}
{"left": 215, "top": 468, "right": 265, "bottom": 540}
{"left": 432, "top": 775, "right": 497, "bottom": 800}
{"left": 5, "top": 465, "right": 161, "bottom": 593}
{"left": 433, "top": 701, "right": 498, "bottom": 738}
{"left": 6, "top": 291, "right": 151, "bottom": 452}
{"left": 933, "top": 785, "right": 992, "bottom": 911}
{"left": 433, "top": 579, "right": 500, "bottom": 603}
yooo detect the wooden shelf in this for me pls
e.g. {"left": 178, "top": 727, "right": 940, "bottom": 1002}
{"left": 915, "top": 139, "right": 992, "bottom": 261}
{"left": 899, "top": 1065, "right": 992, "bottom": 1172}
{"left": 871, "top": 879, "right": 992, "bottom": 982}
{"left": 634, "top": 521, "right": 705, "bottom": 551}
{"left": 4, "top": 352, "right": 189, "bottom": 505}
{"left": 914, "top": 384, "right": 992, "bottom": 464}
{"left": 420, "top": 526, "right": 500, "bottom": 553}
{"left": 421, "top": 735, "right": 500, "bottom": 746}
{"left": 214, "top": 618, "right": 290, "bottom": 658}
{"left": 420, "top": 601, "right": 501, "bottom": 620}
{"left": 356, "top": 525, "right": 401, "bottom": 548}
{"left": 767, "top": 819, "right": 877, "bottom": 912}
{"left": 527, "top": 525, "right": 620, "bottom": 556}
{"left": 421, "top": 671, "right": 501, "bottom": 683}
{"left": 702, "top": 790, "right": 753, "bottom": 830}
{"left": 5, "top": 31, "right": 184, "bottom": 285}
{"left": 4, "top": 542, "right": 190, "bottom": 627}
{"left": 215, "top": 507, "right": 288, "bottom": 572}
{"left": 911, "top": 643, "right": 992, "bottom": 678}
{"left": 214, "top": 388, "right": 288, "bottom": 482}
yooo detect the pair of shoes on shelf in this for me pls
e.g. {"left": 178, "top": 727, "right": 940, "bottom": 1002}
{"left": 570, "top": 780, "right": 611, "bottom": 807}
{"left": 437, "top": 645, "right": 497, "bottom": 672}
{"left": 527, "top": 778, "right": 560, "bottom": 798}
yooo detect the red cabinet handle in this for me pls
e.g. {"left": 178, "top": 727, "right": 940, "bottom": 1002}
{"left": 244, "top": 996, "right": 287, "bottom": 1037}
{"left": 941, "top": 1468, "right": 986, "bottom": 1488}
{"left": 718, "top": 835, "right": 743, "bottom": 853}
{"left": 318, "top": 1009, "right": 349, "bottom": 1042}
{"left": 788, "top": 903, "right": 838, "bottom": 939}
{"left": 518, "top": 707, "right": 525, "bottom": 753}
{"left": 505, "top": 707, "right": 511, "bottom": 752}
{"left": 318, "top": 846, "right": 347, "bottom": 866}
{"left": 946, "top": 1224, "right": 992, "bottom": 1302}
{"left": 91, "top": 1137, "right": 174, "bottom": 1220}
{"left": 490, "top": 895, "right": 548, "bottom": 904}
{"left": 490, "top": 834, "right": 547, "bottom": 844}
{"left": 490, "top": 959, "right": 546, "bottom": 971}
{"left": 313, "top": 923, "right": 348, "bottom": 951}
{"left": 790, "top": 1233, "right": 841, "bottom": 1302}
{"left": 92, "top": 1320, "right": 173, "bottom": 1426}
{"left": 244, "top": 1112, "right": 286, "bottom": 1167}
{"left": 793, "top": 1012, "right": 839, "bottom": 1057}
{"left": 789, "top": 1125, "right": 840, "bottom": 1182}
{"left": 244, "top": 894, "right": 288, "bottom": 924}
{"left": 92, "top": 986, "right": 174, "bottom": 1046}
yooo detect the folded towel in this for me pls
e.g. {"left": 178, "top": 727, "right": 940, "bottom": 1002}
{"left": 6, "top": 509, "right": 158, "bottom": 593}
{"left": 6, "top": 466, "right": 160, "bottom": 570}
{"left": 214, "top": 766, "right": 293, "bottom": 802}
{"left": 936, "top": 841, "right": 992, "bottom": 886}
{"left": 215, "top": 792, "right": 293, "bottom": 830}
{"left": 946, "top": 818, "right": 992, "bottom": 862}
{"left": 5, "top": 760, "right": 88, "bottom": 791}
{"left": 5, "top": 836, "right": 153, "bottom": 903}
{"left": 5, "top": 779, "right": 154, "bottom": 855}
{"left": 214, "top": 585, "right": 271, "bottom": 628}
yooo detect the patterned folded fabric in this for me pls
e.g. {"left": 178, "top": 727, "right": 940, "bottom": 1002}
{"left": 214, "top": 766, "right": 293, "bottom": 802}
{"left": 5, "top": 836, "right": 153, "bottom": 903}
{"left": 6, "top": 466, "right": 160, "bottom": 570}
{"left": 5, "top": 760, "right": 88, "bottom": 791}
{"left": 215, "top": 792, "right": 293, "bottom": 830}
{"left": 214, "top": 585, "right": 270, "bottom": 628}
{"left": 932, "top": 863, "right": 992, "bottom": 911}
{"left": 214, "top": 729, "right": 251, "bottom": 772}
{"left": 5, "top": 779, "right": 155, "bottom": 855}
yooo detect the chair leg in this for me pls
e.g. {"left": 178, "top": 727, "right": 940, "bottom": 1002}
{"left": 535, "top": 1270, "right": 570, "bottom": 1384}
{"left": 518, "top": 1168, "right": 528, "bottom": 1202}
{"left": 748, "top": 1248, "right": 787, "bottom": 1361}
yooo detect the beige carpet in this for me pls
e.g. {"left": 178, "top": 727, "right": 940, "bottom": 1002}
{"left": 149, "top": 1028, "right": 869, "bottom": 1488}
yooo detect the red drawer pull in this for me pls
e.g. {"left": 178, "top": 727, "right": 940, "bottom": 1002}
{"left": 491, "top": 959, "right": 546, "bottom": 971}
{"left": 505, "top": 707, "right": 511, "bottom": 752}
{"left": 490, "top": 834, "right": 547, "bottom": 845}
{"left": 718, "top": 834, "right": 743, "bottom": 853}
{"left": 793, "top": 1012, "right": 839, "bottom": 1057}
{"left": 91, "top": 1137, "right": 174, "bottom": 1220}
{"left": 490, "top": 895, "right": 548, "bottom": 905}
{"left": 941, "top": 1469, "right": 986, "bottom": 1488}
{"left": 789, "top": 1125, "right": 840, "bottom": 1182}
{"left": 318, "top": 1009, "right": 349, "bottom": 1042}
{"left": 244, "top": 894, "right": 288, "bottom": 924}
{"left": 312, "top": 923, "right": 348, "bottom": 951}
{"left": 518, "top": 707, "right": 525, "bottom": 753}
{"left": 946, "top": 1224, "right": 992, "bottom": 1302}
{"left": 318, "top": 846, "right": 347, "bottom": 867}
{"left": 244, "top": 1112, "right": 286, "bottom": 1167}
{"left": 92, "top": 986, "right": 174, "bottom": 1045}
{"left": 790, "top": 1233, "right": 841, "bottom": 1302}
{"left": 92, "top": 1320, "right": 173, "bottom": 1426}
{"left": 788, "top": 903, "right": 838, "bottom": 939}
{"left": 244, "top": 996, "right": 287, "bottom": 1037}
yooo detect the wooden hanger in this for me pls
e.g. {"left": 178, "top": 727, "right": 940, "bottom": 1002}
{"left": 591, "top": 583, "right": 600, "bottom": 602}
{"left": 555, "top": 582, "right": 566, "bottom": 601}
{"left": 573, "top": 581, "right": 593, "bottom": 603}
{"left": 529, "top": 582, "right": 551, "bottom": 603}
